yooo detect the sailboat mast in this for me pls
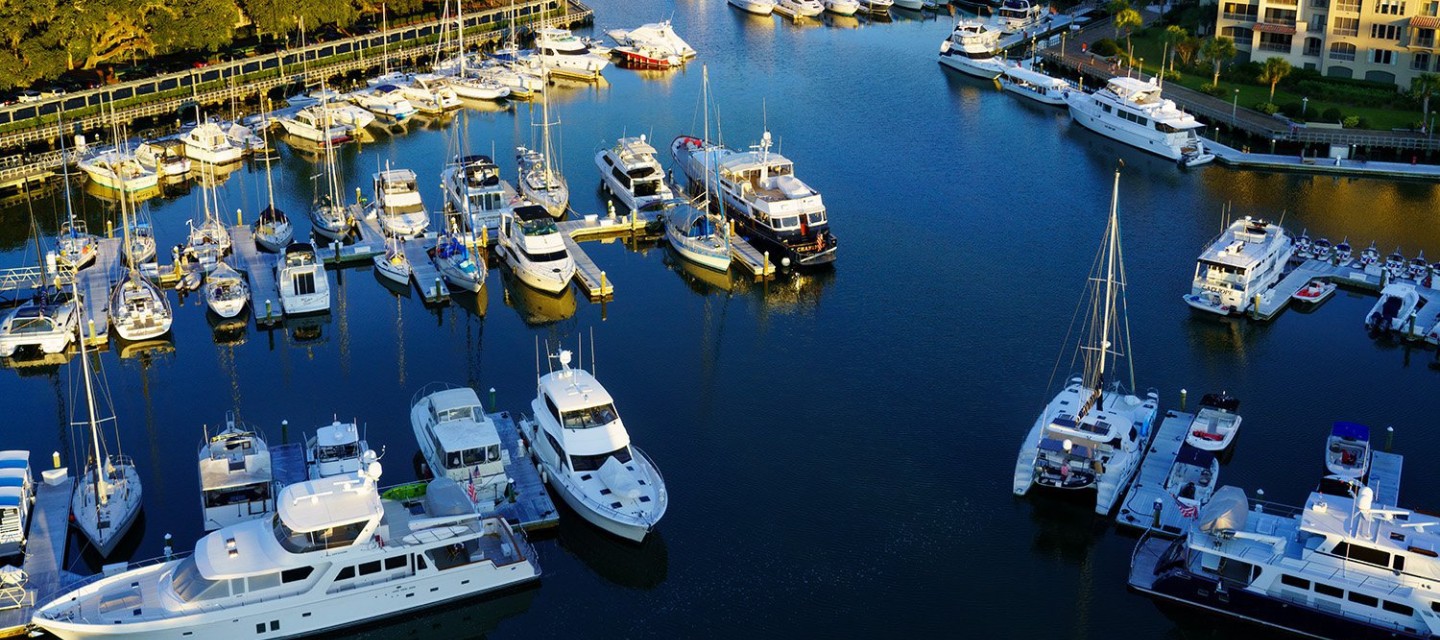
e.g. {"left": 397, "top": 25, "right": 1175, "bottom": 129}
{"left": 1095, "top": 165, "right": 1122, "bottom": 401}
{"left": 540, "top": 91, "right": 554, "bottom": 186}
{"left": 263, "top": 125, "right": 277, "bottom": 211}
{"left": 75, "top": 280, "right": 107, "bottom": 505}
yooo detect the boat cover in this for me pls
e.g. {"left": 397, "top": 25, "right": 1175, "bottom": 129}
{"left": 1198, "top": 485, "right": 1248, "bottom": 533}
{"left": 1175, "top": 444, "right": 1215, "bottom": 468}
{"left": 0, "top": 452, "right": 27, "bottom": 470}
{"left": 1331, "top": 421, "right": 1369, "bottom": 441}
{"left": 423, "top": 477, "right": 474, "bottom": 517}
{"left": 0, "top": 469, "right": 26, "bottom": 487}
{"left": 0, "top": 488, "right": 20, "bottom": 509}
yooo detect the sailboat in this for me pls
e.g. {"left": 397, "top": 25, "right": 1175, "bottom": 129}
{"left": 1012, "top": 163, "right": 1160, "bottom": 516}
{"left": 70, "top": 284, "right": 144, "bottom": 557}
{"left": 252, "top": 135, "right": 294, "bottom": 252}
{"left": 308, "top": 105, "right": 354, "bottom": 242}
{"left": 55, "top": 126, "right": 98, "bottom": 271}
{"left": 122, "top": 207, "right": 156, "bottom": 267}
{"left": 516, "top": 89, "right": 569, "bottom": 219}
{"left": 109, "top": 189, "right": 174, "bottom": 341}
{"left": 434, "top": 0, "right": 511, "bottom": 102}
{"left": 185, "top": 164, "right": 233, "bottom": 274}
{"left": 373, "top": 234, "right": 412, "bottom": 285}
{"left": 432, "top": 106, "right": 486, "bottom": 294}
{"left": 202, "top": 261, "right": 250, "bottom": 318}
{"left": 665, "top": 66, "right": 731, "bottom": 272}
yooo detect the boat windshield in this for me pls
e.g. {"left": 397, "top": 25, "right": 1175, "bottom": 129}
{"left": 384, "top": 203, "right": 426, "bottom": 215}
{"left": 570, "top": 445, "right": 633, "bottom": 472}
{"left": 316, "top": 442, "right": 359, "bottom": 463}
{"left": 272, "top": 513, "right": 366, "bottom": 553}
{"left": 436, "top": 404, "right": 477, "bottom": 422}
{"left": 520, "top": 218, "right": 559, "bottom": 235}
{"left": 446, "top": 445, "right": 502, "bottom": 469}
{"left": 561, "top": 403, "right": 618, "bottom": 428}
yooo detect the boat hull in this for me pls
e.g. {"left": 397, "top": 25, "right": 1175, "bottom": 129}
{"left": 938, "top": 53, "right": 1004, "bottom": 80}
{"left": 373, "top": 255, "right": 411, "bottom": 285}
{"left": 499, "top": 246, "right": 573, "bottom": 294}
{"left": 1069, "top": 99, "right": 1216, "bottom": 167}
{"left": 1183, "top": 293, "right": 1239, "bottom": 316}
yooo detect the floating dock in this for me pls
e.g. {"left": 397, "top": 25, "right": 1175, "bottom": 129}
{"left": 1116, "top": 411, "right": 1198, "bottom": 537}
{"left": 0, "top": 472, "right": 78, "bottom": 638}
{"left": 403, "top": 240, "right": 450, "bottom": 305}
{"left": 1370, "top": 450, "right": 1403, "bottom": 507}
{"left": 77, "top": 239, "right": 124, "bottom": 347}
{"left": 489, "top": 412, "right": 559, "bottom": 532}
{"left": 555, "top": 210, "right": 658, "bottom": 301}
{"left": 1250, "top": 258, "right": 1384, "bottom": 321}
{"left": 229, "top": 225, "right": 282, "bottom": 328}
{"left": 327, "top": 208, "right": 385, "bottom": 266}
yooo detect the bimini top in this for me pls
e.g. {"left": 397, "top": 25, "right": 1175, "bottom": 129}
{"left": 514, "top": 204, "right": 554, "bottom": 222}
{"left": 1037, "top": 436, "right": 1092, "bottom": 459}
{"left": 316, "top": 421, "right": 360, "bottom": 446}
{"left": 1175, "top": 443, "right": 1216, "bottom": 468}
{"left": 1331, "top": 421, "right": 1370, "bottom": 441}
{"left": 277, "top": 474, "right": 381, "bottom": 533}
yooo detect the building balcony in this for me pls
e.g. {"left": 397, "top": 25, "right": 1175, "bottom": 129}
{"left": 1223, "top": 12, "right": 1259, "bottom": 21}
{"left": 1255, "top": 22, "right": 1299, "bottom": 34}
{"left": 1332, "top": 27, "right": 1359, "bottom": 36}
{"left": 1258, "top": 42, "right": 1294, "bottom": 52}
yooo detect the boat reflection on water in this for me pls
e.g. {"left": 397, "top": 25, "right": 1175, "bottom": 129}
{"left": 208, "top": 309, "right": 250, "bottom": 346}
{"left": 501, "top": 269, "right": 576, "bottom": 325}
{"left": 85, "top": 180, "right": 162, "bottom": 206}
{"left": 456, "top": 97, "right": 515, "bottom": 115}
{"left": 373, "top": 265, "right": 415, "bottom": 298}
{"left": 342, "top": 582, "right": 539, "bottom": 640}
{"left": 825, "top": 13, "right": 862, "bottom": 28}
{"left": 664, "top": 249, "right": 736, "bottom": 295}
{"left": 449, "top": 285, "right": 491, "bottom": 319}
{"left": 1, "top": 349, "right": 70, "bottom": 374}
{"left": 749, "top": 269, "right": 834, "bottom": 314}
{"left": 285, "top": 311, "right": 332, "bottom": 346}
{"left": 553, "top": 500, "right": 669, "bottom": 590}
{"left": 116, "top": 337, "right": 175, "bottom": 362}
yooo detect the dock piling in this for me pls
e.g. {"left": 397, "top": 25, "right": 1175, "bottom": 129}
{"left": 237, "top": 208, "right": 243, "bottom": 226}
{"left": 164, "top": 533, "right": 173, "bottom": 559}
{"left": 281, "top": 419, "right": 289, "bottom": 444}
{"left": 489, "top": 387, "right": 496, "bottom": 412}
{"left": 51, "top": 451, "right": 59, "bottom": 468}
{"left": 1179, "top": 388, "right": 1187, "bottom": 412}
{"left": 1152, "top": 498, "right": 1163, "bottom": 529}
{"left": 1386, "top": 425, "right": 1394, "bottom": 451}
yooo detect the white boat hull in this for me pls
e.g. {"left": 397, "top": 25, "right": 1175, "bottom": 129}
{"left": 1068, "top": 97, "right": 1216, "bottom": 167}
{"left": 938, "top": 53, "right": 1004, "bottom": 79}
{"left": 499, "top": 246, "right": 573, "bottom": 294}
{"left": 374, "top": 255, "right": 411, "bottom": 285}
{"left": 729, "top": 0, "right": 776, "bottom": 14}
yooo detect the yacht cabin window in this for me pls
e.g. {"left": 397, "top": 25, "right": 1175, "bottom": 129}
{"left": 571, "top": 445, "right": 633, "bottom": 472}
{"left": 434, "top": 404, "right": 476, "bottom": 423}
{"left": 171, "top": 557, "right": 230, "bottom": 602}
{"left": 384, "top": 202, "right": 426, "bottom": 215}
{"left": 807, "top": 212, "right": 827, "bottom": 225}
{"left": 316, "top": 441, "right": 360, "bottom": 464}
{"left": 772, "top": 216, "right": 800, "bottom": 231}
{"left": 561, "top": 403, "right": 619, "bottom": 428}
{"left": 273, "top": 514, "right": 367, "bottom": 553}
{"left": 445, "top": 445, "right": 501, "bottom": 469}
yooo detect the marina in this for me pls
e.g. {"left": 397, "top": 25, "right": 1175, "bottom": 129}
{"left": 4, "top": 1, "right": 1440, "bottom": 638}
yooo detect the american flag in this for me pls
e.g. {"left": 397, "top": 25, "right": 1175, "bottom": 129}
{"left": 466, "top": 479, "right": 477, "bottom": 503}
{"left": 1178, "top": 501, "right": 1199, "bottom": 519}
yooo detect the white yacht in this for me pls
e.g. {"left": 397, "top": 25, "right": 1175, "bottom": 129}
{"left": 824, "top": 0, "right": 862, "bottom": 15}
{"left": 533, "top": 28, "right": 610, "bottom": 80}
{"left": 729, "top": 0, "right": 777, "bottom": 14}
{"left": 411, "top": 385, "right": 507, "bottom": 503}
{"left": 223, "top": 121, "right": 267, "bottom": 156}
{"left": 998, "top": 61, "right": 1073, "bottom": 106}
{"left": 306, "top": 420, "right": 368, "bottom": 481}
{"left": 441, "top": 154, "right": 517, "bottom": 234}
{"left": 198, "top": 414, "right": 275, "bottom": 531}
{"left": 1325, "top": 421, "right": 1370, "bottom": 480}
{"left": 1365, "top": 283, "right": 1423, "bottom": 334}
{"left": 993, "top": 0, "right": 1048, "bottom": 34}
{"left": 596, "top": 135, "right": 673, "bottom": 212}
{"left": 370, "top": 167, "right": 430, "bottom": 238}
{"left": 180, "top": 122, "right": 244, "bottom": 165}
{"left": 497, "top": 204, "right": 576, "bottom": 294}
{"left": 775, "top": 0, "right": 826, "bottom": 18}
{"left": 33, "top": 459, "right": 540, "bottom": 640}
{"left": 472, "top": 61, "right": 543, "bottom": 99}
{"left": 1164, "top": 444, "right": 1218, "bottom": 510}
{"left": 275, "top": 243, "right": 330, "bottom": 315}
{"left": 351, "top": 84, "right": 418, "bottom": 122}
{"left": 937, "top": 20, "right": 1006, "bottom": 79}
{"left": 77, "top": 148, "right": 158, "bottom": 193}
{"left": 1183, "top": 217, "right": 1294, "bottom": 315}
{"left": 276, "top": 107, "right": 354, "bottom": 145}
{"left": 0, "top": 288, "right": 78, "bottom": 358}
{"left": 387, "top": 74, "right": 463, "bottom": 115}
{"left": 858, "top": 0, "right": 894, "bottom": 12}
{"left": 1130, "top": 484, "right": 1440, "bottom": 639}
{"left": 520, "top": 349, "right": 668, "bottom": 542}
{"left": 672, "top": 130, "right": 837, "bottom": 269}
{"left": 1067, "top": 77, "right": 1216, "bottom": 167}
{"left": 1183, "top": 392, "right": 1242, "bottom": 453}
{"left": 606, "top": 21, "right": 698, "bottom": 60}
{"left": 135, "top": 140, "right": 192, "bottom": 180}
{"left": 1013, "top": 165, "right": 1160, "bottom": 516}
{"left": 612, "top": 43, "right": 682, "bottom": 69}
{"left": 202, "top": 261, "right": 250, "bottom": 319}
{"left": 0, "top": 451, "right": 32, "bottom": 560}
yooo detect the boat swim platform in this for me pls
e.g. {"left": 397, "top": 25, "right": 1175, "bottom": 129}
{"left": 0, "top": 473, "right": 80, "bottom": 638}
{"left": 488, "top": 411, "right": 559, "bottom": 532}
{"left": 1116, "top": 411, "right": 1198, "bottom": 537}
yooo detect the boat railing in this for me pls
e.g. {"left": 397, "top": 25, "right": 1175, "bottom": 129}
{"left": 632, "top": 446, "right": 667, "bottom": 507}
{"left": 45, "top": 550, "right": 193, "bottom": 602}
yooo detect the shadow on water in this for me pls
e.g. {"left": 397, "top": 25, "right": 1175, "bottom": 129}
{"left": 1023, "top": 490, "right": 1113, "bottom": 562}
{"left": 549, "top": 500, "right": 669, "bottom": 590}
{"left": 322, "top": 581, "right": 539, "bottom": 640}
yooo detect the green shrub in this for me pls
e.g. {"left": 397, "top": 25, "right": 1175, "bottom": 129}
{"left": 1200, "top": 83, "right": 1228, "bottom": 97}
{"left": 1293, "top": 79, "right": 1406, "bottom": 109}
{"left": 1321, "top": 107, "right": 1344, "bottom": 121}
{"left": 1342, "top": 115, "right": 1360, "bottom": 128}
{"left": 1091, "top": 38, "right": 1120, "bottom": 57}
{"left": 1233, "top": 61, "right": 1263, "bottom": 84}
{"left": 1160, "top": 69, "right": 1182, "bottom": 81}
{"left": 1254, "top": 102, "right": 1279, "bottom": 115}
{"left": 1278, "top": 102, "right": 1304, "bottom": 117}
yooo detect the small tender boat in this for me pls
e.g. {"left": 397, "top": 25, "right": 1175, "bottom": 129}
{"left": 1384, "top": 246, "right": 1407, "bottom": 280}
{"left": 729, "top": 0, "right": 777, "bottom": 15}
{"left": 373, "top": 235, "right": 412, "bottom": 286}
{"left": 1359, "top": 240, "right": 1380, "bottom": 268}
{"left": 1294, "top": 229, "right": 1312, "bottom": 259}
{"left": 1164, "top": 444, "right": 1218, "bottom": 509}
{"left": 1292, "top": 279, "right": 1337, "bottom": 305}
{"left": 1408, "top": 250, "right": 1429, "bottom": 281}
{"left": 197, "top": 413, "right": 275, "bottom": 531}
{"left": 275, "top": 242, "right": 330, "bottom": 315}
{"left": 497, "top": 204, "right": 576, "bottom": 294}
{"left": 202, "top": 261, "right": 250, "bottom": 319}
{"left": 1312, "top": 237, "right": 1333, "bottom": 261}
{"left": 1333, "top": 237, "right": 1353, "bottom": 264}
{"left": 1366, "top": 282, "right": 1423, "bottom": 333}
{"left": 1324, "top": 421, "right": 1370, "bottom": 480}
{"left": 1184, "top": 393, "right": 1242, "bottom": 453}
{"left": 0, "top": 288, "right": 78, "bottom": 358}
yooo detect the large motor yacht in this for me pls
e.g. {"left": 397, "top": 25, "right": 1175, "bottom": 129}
{"left": 180, "top": 122, "right": 244, "bottom": 165}
{"left": 275, "top": 107, "right": 354, "bottom": 145}
{"left": 33, "top": 458, "right": 540, "bottom": 640}
{"left": 937, "top": 20, "right": 1006, "bottom": 79}
{"left": 1130, "top": 484, "right": 1440, "bottom": 639}
{"left": 1183, "top": 216, "right": 1294, "bottom": 315}
{"left": 596, "top": 134, "right": 673, "bottom": 212}
{"left": 533, "top": 28, "right": 610, "bottom": 80}
{"left": 411, "top": 385, "right": 508, "bottom": 504}
{"left": 275, "top": 242, "right": 330, "bottom": 315}
{"left": 77, "top": 148, "right": 158, "bottom": 193}
{"left": 520, "top": 349, "right": 667, "bottom": 542}
{"left": 606, "top": 21, "right": 698, "bottom": 61}
{"left": 370, "top": 168, "right": 430, "bottom": 238}
{"left": 672, "top": 130, "right": 837, "bottom": 270}
{"left": 441, "top": 155, "right": 517, "bottom": 234}
{"left": 1067, "top": 77, "right": 1216, "bottom": 167}
{"left": 497, "top": 204, "right": 576, "bottom": 294}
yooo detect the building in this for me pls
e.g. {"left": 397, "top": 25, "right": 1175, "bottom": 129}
{"left": 1212, "top": 0, "right": 1440, "bottom": 87}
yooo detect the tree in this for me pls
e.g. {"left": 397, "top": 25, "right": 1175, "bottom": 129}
{"left": 1115, "top": 8, "right": 1142, "bottom": 57}
{"left": 1258, "top": 56, "right": 1291, "bottom": 101}
{"left": 1201, "top": 36, "right": 1236, "bottom": 86}
{"left": 1163, "top": 25, "right": 1187, "bottom": 72}
{"left": 1412, "top": 72, "right": 1440, "bottom": 132}
{"left": 151, "top": 0, "right": 238, "bottom": 55}
{"left": 1176, "top": 35, "right": 1201, "bottom": 66}
{"left": 1107, "top": 0, "right": 1131, "bottom": 38}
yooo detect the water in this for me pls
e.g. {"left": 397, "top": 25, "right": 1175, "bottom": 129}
{"left": 5, "top": 2, "right": 1440, "bottom": 637}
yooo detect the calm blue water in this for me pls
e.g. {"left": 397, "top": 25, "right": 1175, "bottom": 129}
{"left": 5, "top": 1, "right": 1440, "bottom": 637}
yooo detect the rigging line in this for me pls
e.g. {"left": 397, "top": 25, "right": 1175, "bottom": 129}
{"left": 1046, "top": 224, "right": 1106, "bottom": 411}
{"left": 1114, "top": 206, "right": 1136, "bottom": 392}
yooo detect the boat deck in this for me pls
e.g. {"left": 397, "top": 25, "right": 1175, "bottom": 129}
{"left": 1117, "top": 411, "right": 1197, "bottom": 537}
{"left": 404, "top": 239, "right": 449, "bottom": 305}
{"left": 489, "top": 412, "right": 558, "bottom": 532}
{"left": 228, "top": 225, "right": 281, "bottom": 327}
{"left": 1370, "top": 450, "right": 1403, "bottom": 507}
{"left": 0, "top": 474, "right": 77, "bottom": 638}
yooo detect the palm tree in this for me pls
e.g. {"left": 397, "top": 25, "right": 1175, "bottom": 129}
{"left": 1412, "top": 72, "right": 1440, "bottom": 132}
{"left": 1201, "top": 36, "right": 1236, "bottom": 87}
{"left": 1164, "top": 25, "right": 1188, "bottom": 73}
{"left": 1115, "top": 8, "right": 1143, "bottom": 58}
{"left": 1258, "top": 57, "right": 1292, "bottom": 102}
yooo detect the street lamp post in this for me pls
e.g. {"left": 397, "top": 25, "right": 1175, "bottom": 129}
{"left": 1302, "top": 97, "right": 1308, "bottom": 118}
{"left": 1232, "top": 89, "right": 1239, "bottom": 126}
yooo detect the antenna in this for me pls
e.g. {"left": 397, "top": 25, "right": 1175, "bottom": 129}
{"left": 590, "top": 326, "right": 596, "bottom": 377}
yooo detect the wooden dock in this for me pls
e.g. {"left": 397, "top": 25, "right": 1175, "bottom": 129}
{"left": 554, "top": 210, "right": 658, "bottom": 301}
{"left": 77, "top": 238, "right": 124, "bottom": 347}
{"left": 326, "top": 207, "right": 385, "bottom": 266}
{"left": 1117, "top": 411, "right": 1198, "bottom": 537}
{"left": 0, "top": 472, "right": 75, "bottom": 637}
{"left": 489, "top": 412, "right": 559, "bottom": 532}
{"left": 730, "top": 236, "right": 777, "bottom": 280}
{"left": 561, "top": 234, "right": 611, "bottom": 300}
{"left": 228, "top": 225, "right": 282, "bottom": 328}
{"left": 404, "top": 240, "right": 450, "bottom": 305}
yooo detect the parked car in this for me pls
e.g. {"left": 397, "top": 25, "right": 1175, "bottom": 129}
{"left": 17, "top": 90, "right": 42, "bottom": 103}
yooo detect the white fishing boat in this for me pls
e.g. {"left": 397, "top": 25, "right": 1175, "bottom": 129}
{"left": 198, "top": 413, "right": 275, "bottom": 531}
{"left": 533, "top": 27, "right": 610, "bottom": 80}
{"left": 33, "top": 457, "right": 539, "bottom": 640}
{"left": 520, "top": 347, "right": 667, "bottom": 542}
{"left": 180, "top": 121, "right": 244, "bottom": 165}
{"left": 730, "top": 0, "right": 777, "bottom": 14}
{"left": 77, "top": 147, "right": 158, "bottom": 193}
{"left": 135, "top": 139, "right": 192, "bottom": 180}
{"left": 70, "top": 296, "right": 143, "bottom": 558}
{"left": 411, "top": 384, "right": 507, "bottom": 503}
{"left": 351, "top": 84, "right": 418, "bottom": 122}
{"left": 373, "top": 235, "right": 412, "bottom": 286}
{"left": 370, "top": 167, "right": 430, "bottom": 238}
{"left": 275, "top": 243, "right": 330, "bottom": 315}
{"left": 775, "top": 0, "right": 826, "bottom": 18}
{"left": 0, "top": 451, "right": 32, "bottom": 559}
{"left": 824, "top": 0, "right": 862, "bottom": 15}
{"left": 433, "top": 231, "right": 485, "bottom": 293}
{"left": 442, "top": 154, "right": 517, "bottom": 234}
{"left": 0, "top": 287, "right": 78, "bottom": 358}
{"left": 1163, "top": 444, "right": 1218, "bottom": 509}
{"left": 1182, "top": 392, "right": 1242, "bottom": 453}
{"left": 305, "top": 420, "right": 367, "bottom": 480}
{"left": 1292, "top": 279, "right": 1337, "bottom": 305}
{"left": 276, "top": 106, "right": 354, "bottom": 145}
{"left": 1365, "top": 282, "right": 1423, "bottom": 333}
{"left": 606, "top": 20, "right": 698, "bottom": 60}
{"left": 517, "top": 90, "right": 568, "bottom": 218}
{"left": 497, "top": 204, "right": 575, "bottom": 294}
{"left": 1012, "top": 164, "right": 1160, "bottom": 516}
{"left": 1183, "top": 216, "right": 1293, "bottom": 315}
{"left": 1324, "top": 421, "right": 1371, "bottom": 480}
{"left": 202, "top": 261, "right": 250, "bottom": 319}
{"left": 1067, "top": 77, "right": 1216, "bottom": 167}
{"left": 998, "top": 61, "right": 1073, "bottom": 106}
{"left": 937, "top": 20, "right": 1006, "bottom": 79}
{"left": 596, "top": 134, "right": 673, "bottom": 212}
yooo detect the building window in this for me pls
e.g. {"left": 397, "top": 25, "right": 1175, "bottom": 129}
{"left": 1305, "top": 36, "right": 1324, "bottom": 55}
{"left": 1260, "top": 32, "right": 1295, "bottom": 52}
{"left": 1374, "top": 0, "right": 1406, "bottom": 13}
{"left": 1330, "top": 42, "right": 1358, "bottom": 60}
{"left": 1332, "top": 16, "right": 1360, "bottom": 35}
{"left": 1336, "top": 0, "right": 1361, "bottom": 10}
{"left": 1311, "top": 0, "right": 1328, "bottom": 6}
{"left": 1415, "top": 52, "right": 1432, "bottom": 69}
{"left": 1223, "top": 26, "right": 1255, "bottom": 43}
{"left": 1425, "top": 0, "right": 1439, "bottom": 15}
{"left": 1265, "top": 8, "right": 1298, "bottom": 24}
{"left": 1370, "top": 24, "right": 1401, "bottom": 39}
{"left": 1417, "top": 27, "right": 1437, "bottom": 47}
{"left": 1223, "top": 2, "right": 1259, "bottom": 20}
{"left": 1372, "top": 48, "right": 1396, "bottom": 64}
{"left": 1309, "top": 14, "right": 1327, "bottom": 32}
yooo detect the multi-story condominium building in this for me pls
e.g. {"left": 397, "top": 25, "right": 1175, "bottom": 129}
{"left": 1212, "top": 0, "right": 1440, "bottom": 88}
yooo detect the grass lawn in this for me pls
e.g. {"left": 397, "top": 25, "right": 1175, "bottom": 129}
{"left": 1112, "top": 29, "right": 1424, "bottom": 132}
